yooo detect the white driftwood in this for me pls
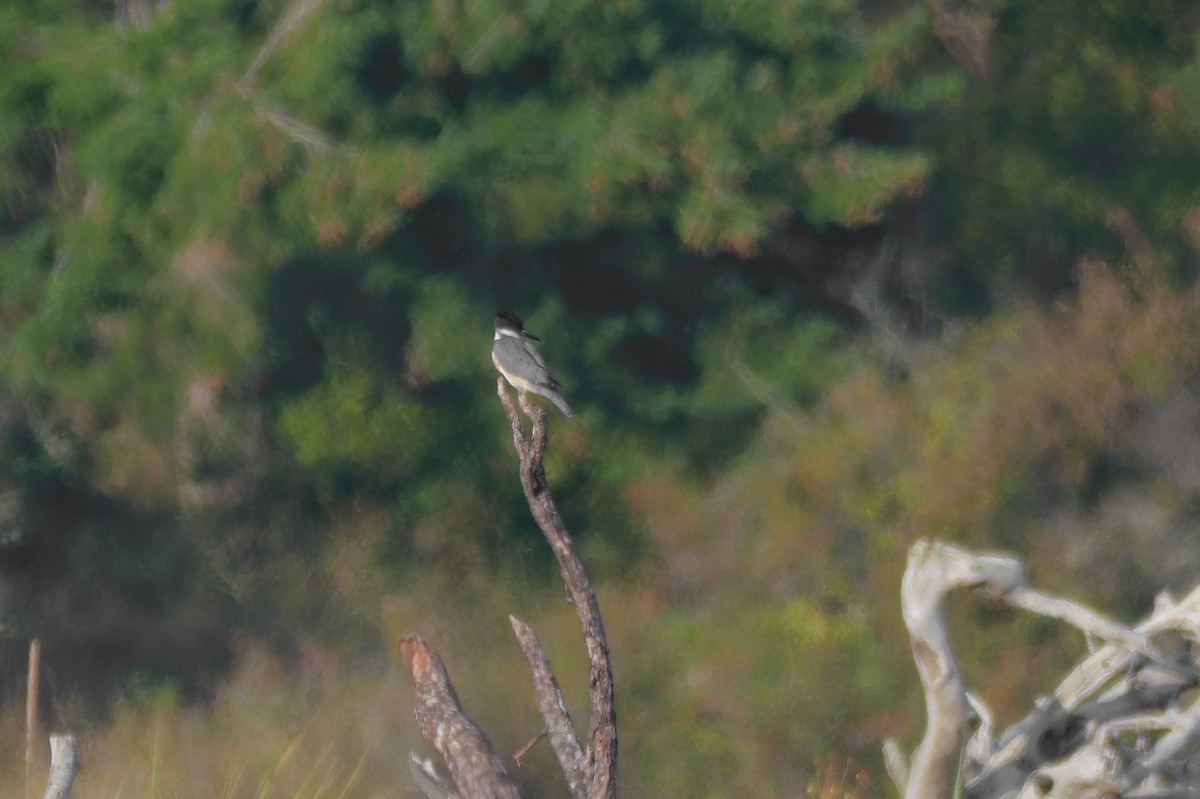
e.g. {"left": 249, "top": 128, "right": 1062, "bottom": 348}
{"left": 1004, "top": 587, "right": 1155, "bottom": 657}
{"left": 892, "top": 539, "right": 1200, "bottom": 799}
{"left": 900, "top": 540, "right": 1024, "bottom": 799}
{"left": 41, "top": 734, "right": 79, "bottom": 799}
{"left": 882, "top": 737, "right": 910, "bottom": 792}
{"left": 1012, "top": 744, "right": 1119, "bottom": 799}
{"left": 965, "top": 692, "right": 995, "bottom": 767}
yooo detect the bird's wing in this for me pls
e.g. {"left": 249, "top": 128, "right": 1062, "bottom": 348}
{"left": 494, "top": 338, "right": 552, "bottom": 384}
{"left": 524, "top": 340, "right": 550, "bottom": 370}
{"left": 521, "top": 341, "right": 564, "bottom": 387}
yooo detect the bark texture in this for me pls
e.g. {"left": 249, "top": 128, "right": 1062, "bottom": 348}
{"left": 499, "top": 381, "right": 617, "bottom": 799}
{"left": 400, "top": 636, "right": 522, "bottom": 799}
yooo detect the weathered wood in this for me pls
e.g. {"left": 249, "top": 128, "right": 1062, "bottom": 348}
{"left": 498, "top": 380, "right": 618, "bottom": 799}
{"left": 510, "top": 614, "right": 587, "bottom": 799}
{"left": 899, "top": 539, "right": 1024, "bottom": 799}
{"left": 400, "top": 381, "right": 618, "bottom": 799}
{"left": 1004, "top": 587, "right": 1155, "bottom": 657}
{"left": 26, "top": 638, "right": 40, "bottom": 799}
{"left": 882, "top": 738, "right": 910, "bottom": 792}
{"left": 400, "top": 636, "right": 522, "bottom": 799}
{"left": 973, "top": 588, "right": 1200, "bottom": 797}
{"left": 41, "top": 734, "right": 78, "bottom": 799}
{"left": 1120, "top": 697, "right": 1200, "bottom": 790}
{"left": 1012, "top": 743, "right": 1119, "bottom": 799}
{"left": 892, "top": 539, "right": 1200, "bottom": 799}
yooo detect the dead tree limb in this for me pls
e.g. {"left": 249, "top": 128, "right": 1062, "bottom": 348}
{"left": 1011, "top": 743, "right": 1118, "bottom": 799}
{"left": 26, "top": 638, "right": 40, "bottom": 799}
{"left": 510, "top": 614, "right": 588, "bottom": 799}
{"left": 1122, "top": 698, "right": 1200, "bottom": 789}
{"left": 972, "top": 587, "right": 1200, "bottom": 797}
{"left": 398, "top": 384, "right": 616, "bottom": 799}
{"left": 41, "top": 734, "right": 79, "bottom": 799}
{"left": 1004, "top": 587, "right": 1155, "bottom": 657}
{"left": 400, "top": 636, "right": 522, "bottom": 799}
{"left": 898, "top": 539, "right": 1024, "bottom": 799}
{"left": 890, "top": 539, "right": 1200, "bottom": 799}
{"left": 498, "top": 380, "right": 617, "bottom": 799}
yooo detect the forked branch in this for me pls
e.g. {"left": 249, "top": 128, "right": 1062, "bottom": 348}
{"left": 498, "top": 379, "right": 617, "bottom": 799}
{"left": 398, "top": 384, "right": 617, "bottom": 799}
{"left": 510, "top": 615, "right": 587, "bottom": 797}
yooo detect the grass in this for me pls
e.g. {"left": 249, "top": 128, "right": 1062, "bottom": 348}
{"left": 1, "top": 645, "right": 417, "bottom": 799}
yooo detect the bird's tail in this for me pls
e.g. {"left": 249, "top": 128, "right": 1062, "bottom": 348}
{"left": 550, "top": 393, "right": 575, "bottom": 417}
{"left": 529, "top": 385, "right": 575, "bottom": 416}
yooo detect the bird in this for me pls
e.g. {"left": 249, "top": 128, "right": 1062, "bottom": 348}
{"left": 492, "top": 311, "right": 575, "bottom": 416}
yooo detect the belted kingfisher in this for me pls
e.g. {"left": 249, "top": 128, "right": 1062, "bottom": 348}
{"left": 492, "top": 311, "right": 575, "bottom": 417}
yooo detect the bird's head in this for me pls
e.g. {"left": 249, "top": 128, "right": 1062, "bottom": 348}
{"left": 495, "top": 311, "right": 540, "bottom": 340}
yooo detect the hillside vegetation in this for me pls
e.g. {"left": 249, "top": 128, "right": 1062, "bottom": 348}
{"left": 2, "top": 0, "right": 1199, "bottom": 795}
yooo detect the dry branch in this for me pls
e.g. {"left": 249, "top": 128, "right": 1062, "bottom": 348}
{"left": 498, "top": 380, "right": 618, "bottom": 799}
{"left": 400, "top": 636, "right": 521, "bottom": 799}
{"left": 1004, "top": 587, "right": 1155, "bottom": 657}
{"left": 26, "top": 638, "right": 40, "bottom": 799}
{"left": 899, "top": 540, "right": 1024, "bottom": 799}
{"left": 400, "top": 384, "right": 617, "bottom": 799}
{"left": 41, "top": 734, "right": 79, "bottom": 799}
{"left": 510, "top": 615, "right": 587, "bottom": 799}
{"left": 891, "top": 539, "right": 1200, "bottom": 799}
{"left": 241, "top": 0, "right": 327, "bottom": 85}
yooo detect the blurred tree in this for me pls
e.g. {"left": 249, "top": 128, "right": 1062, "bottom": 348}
{"left": 0, "top": 0, "right": 951, "bottom": 623}
{"left": 919, "top": 0, "right": 1200, "bottom": 307}
{"left": 1, "top": 10, "right": 1199, "bottom": 794}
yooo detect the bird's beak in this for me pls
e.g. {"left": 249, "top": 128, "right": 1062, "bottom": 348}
{"left": 521, "top": 329, "right": 541, "bottom": 341}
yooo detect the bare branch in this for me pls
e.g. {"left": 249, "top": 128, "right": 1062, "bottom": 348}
{"left": 40, "top": 734, "right": 79, "bottom": 799}
{"left": 497, "top": 379, "right": 618, "bottom": 799}
{"left": 1122, "top": 699, "right": 1200, "bottom": 789}
{"left": 981, "top": 585, "right": 1200, "bottom": 790}
{"left": 512, "top": 732, "right": 547, "bottom": 767}
{"left": 965, "top": 692, "right": 995, "bottom": 767}
{"left": 882, "top": 738, "right": 909, "bottom": 792}
{"left": 215, "top": 0, "right": 337, "bottom": 154}
{"left": 26, "top": 639, "right": 40, "bottom": 799}
{"left": 499, "top": 379, "right": 531, "bottom": 463}
{"left": 400, "top": 636, "right": 522, "bottom": 799}
{"left": 896, "top": 540, "right": 1200, "bottom": 799}
{"left": 233, "top": 86, "right": 335, "bottom": 153}
{"left": 899, "top": 539, "right": 1023, "bottom": 799}
{"left": 510, "top": 615, "right": 587, "bottom": 799}
{"left": 241, "top": 0, "right": 327, "bottom": 86}
{"left": 1005, "top": 586, "right": 1156, "bottom": 657}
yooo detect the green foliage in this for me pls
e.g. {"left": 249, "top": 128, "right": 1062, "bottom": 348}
{"left": 801, "top": 144, "right": 930, "bottom": 227}
{"left": 693, "top": 303, "right": 849, "bottom": 414}
{"left": 279, "top": 351, "right": 434, "bottom": 487}
{"left": 3, "top": 0, "right": 1200, "bottom": 795}
{"left": 406, "top": 277, "right": 489, "bottom": 383}
{"left": 923, "top": 0, "right": 1200, "bottom": 291}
